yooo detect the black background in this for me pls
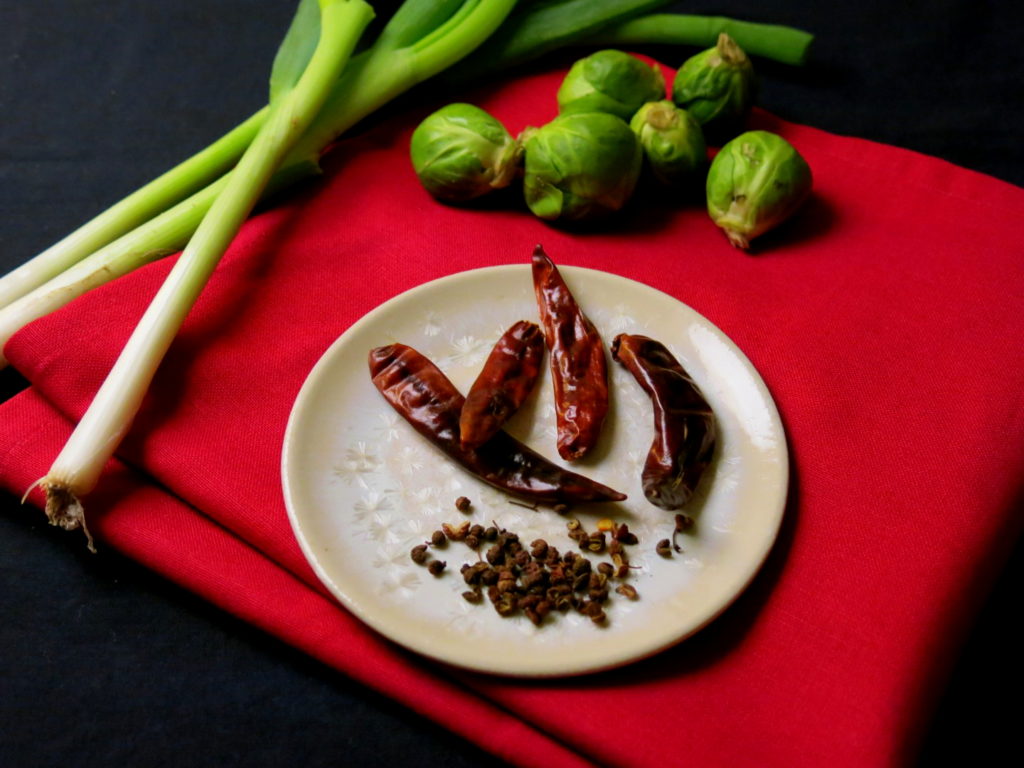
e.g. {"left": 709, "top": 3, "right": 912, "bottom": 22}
{"left": 1, "top": 2, "right": 1021, "bottom": 765}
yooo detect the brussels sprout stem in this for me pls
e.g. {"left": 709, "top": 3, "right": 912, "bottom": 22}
{"left": 714, "top": 31, "right": 747, "bottom": 65}
{"left": 587, "top": 14, "right": 814, "bottom": 66}
{"left": 37, "top": 0, "right": 375, "bottom": 545}
{"left": 645, "top": 101, "right": 676, "bottom": 130}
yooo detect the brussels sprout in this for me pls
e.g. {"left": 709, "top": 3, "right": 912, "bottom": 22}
{"left": 557, "top": 49, "right": 666, "bottom": 121}
{"left": 630, "top": 100, "right": 706, "bottom": 186}
{"left": 706, "top": 130, "right": 812, "bottom": 249}
{"left": 672, "top": 33, "right": 754, "bottom": 131}
{"left": 523, "top": 112, "right": 642, "bottom": 222}
{"left": 409, "top": 103, "right": 522, "bottom": 203}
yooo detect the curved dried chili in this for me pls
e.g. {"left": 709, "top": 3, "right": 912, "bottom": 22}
{"left": 369, "top": 343, "right": 626, "bottom": 504}
{"left": 459, "top": 320, "right": 543, "bottom": 450}
{"left": 531, "top": 245, "right": 608, "bottom": 460}
{"left": 611, "top": 334, "right": 716, "bottom": 510}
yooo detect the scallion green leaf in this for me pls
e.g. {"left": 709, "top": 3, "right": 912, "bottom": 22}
{"left": 270, "top": 0, "right": 325, "bottom": 104}
{"left": 37, "top": 0, "right": 376, "bottom": 548}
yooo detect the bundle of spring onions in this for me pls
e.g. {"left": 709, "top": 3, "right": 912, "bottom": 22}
{"left": 2, "top": 0, "right": 812, "bottom": 549}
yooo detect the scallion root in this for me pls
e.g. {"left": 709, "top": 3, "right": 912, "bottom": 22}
{"left": 42, "top": 482, "right": 95, "bottom": 553}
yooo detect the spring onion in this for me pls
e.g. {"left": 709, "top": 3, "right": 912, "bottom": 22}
{"left": 584, "top": 14, "right": 815, "bottom": 67}
{"left": 37, "top": 0, "right": 376, "bottom": 548}
{"left": 4, "top": 0, "right": 815, "bottom": 547}
{"left": 0, "top": 0, "right": 525, "bottom": 368}
{"left": 0, "top": 3, "right": 815, "bottom": 334}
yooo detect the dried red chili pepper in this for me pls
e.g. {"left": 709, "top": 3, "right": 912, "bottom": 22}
{"left": 611, "top": 334, "right": 716, "bottom": 510}
{"left": 531, "top": 245, "right": 608, "bottom": 460}
{"left": 369, "top": 344, "right": 626, "bottom": 504}
{"left": 459, "top": 320, "right": 543, "bottom": 450}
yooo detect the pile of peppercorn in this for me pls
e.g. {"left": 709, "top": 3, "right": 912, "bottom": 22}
{"left": 411, "top": 513, "right": 642, "bottom": 626}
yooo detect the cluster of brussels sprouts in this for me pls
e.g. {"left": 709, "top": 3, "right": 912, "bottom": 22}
{"left": 409, "top": 35, "right": 812, "bottom": 248}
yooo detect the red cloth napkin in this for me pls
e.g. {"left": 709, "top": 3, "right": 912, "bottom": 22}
{"left": 3, "top": 61, "right": 1023, "bottom": 767}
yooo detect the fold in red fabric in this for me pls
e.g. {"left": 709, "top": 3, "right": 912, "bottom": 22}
{"left": 3, "top": 62, "right": 1023, "bottom": 767}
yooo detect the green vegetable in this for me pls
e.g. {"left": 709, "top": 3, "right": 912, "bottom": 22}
{"left": 269, "top": 0, "right": 326, "bottom": 103}
{"left": 410, "top": 103, "right": 522, "bottom": 202}
{"left": 0, "top": 0, "right": 518, "bottom": 321}
{"left": 0, "top": 3, "right": 814, "bottom": 319}
{"left": 0, "top": 0, "right": 521, "bottom": 368}
{"left": 556, "top": 49, "right": 666, "bottom": 121}
{"left": 629, "top": 100, "right": 706, "bottom": 186}
{"left": 523, "top": 112, "right": 642, "bottom": 222}
{"left": 35, "top": 0, "right": 375, "bottom": 547}
{"left": 706, "top": 130, "right": 812, "bottom": 249}
{"left": 672, "top": 33, "right": 754, "bottom": 130}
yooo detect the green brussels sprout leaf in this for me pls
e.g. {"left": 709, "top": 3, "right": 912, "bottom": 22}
{"left": 672, "top": 33, "right": 755, "bottom": 132}
{"left": 410, "top": 103, "right": 522, "bottom": 203}
{"left": 630, "top": 100, "right": 706, "bottom": 186}
{"left": 706, "top": 130, "right": 812, "bottom": 248}
{"left": 523, "top": 112, "right": 642, "bottom": 222}
{"left": 557, "top": 49, "right": 666, "bottom": 121}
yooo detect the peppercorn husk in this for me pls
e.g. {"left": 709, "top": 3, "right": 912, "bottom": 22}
{"left": 616, "top": 584, "right": 639, "bottom": 600}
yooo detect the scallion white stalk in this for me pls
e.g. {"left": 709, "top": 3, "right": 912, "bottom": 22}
{"left": 0, "top": 0, "right": 519, "bottom": 372}
{"left": 0, "top": 109, "right": 267, "bottom": 312}
{"left": 38, "top": 0, "right": 375, "bottom": 549}
{"left": 0, "top": 177, "right": 226, "bottom": 369}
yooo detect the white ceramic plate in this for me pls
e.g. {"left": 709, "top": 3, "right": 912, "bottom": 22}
{"left": 282, "top": 265, "right": 787, "bottom": 677}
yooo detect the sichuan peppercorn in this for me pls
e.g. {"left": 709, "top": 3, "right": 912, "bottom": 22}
{"left": 410, "top": 544, "right": 429, "bottom": 565}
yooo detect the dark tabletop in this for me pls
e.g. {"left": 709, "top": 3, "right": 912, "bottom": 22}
{"left": 1, "top": 2, "right": 1021, "bottom": 766}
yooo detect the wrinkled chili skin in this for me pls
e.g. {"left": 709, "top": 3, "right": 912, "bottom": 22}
{"left": 611, "top": 334, "right": 716, "bottom": 510}
{"left": 369, "top": 344, "right": 626, "bottom": 504}
{"left": 531, "top": 245, "right": 609, "bottom": 461}
{"left": 460, "top": 320, "right": 544, "bottom": 450}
